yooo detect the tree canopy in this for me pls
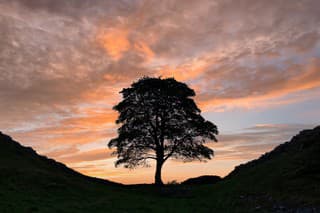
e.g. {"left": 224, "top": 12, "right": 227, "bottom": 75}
{"left": 108, "top": 77, "right": 218, "bottom": 185}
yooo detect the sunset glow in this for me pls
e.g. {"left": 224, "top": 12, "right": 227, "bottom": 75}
{"left": 1, "top": 0, "right": 319, "bottom": 184}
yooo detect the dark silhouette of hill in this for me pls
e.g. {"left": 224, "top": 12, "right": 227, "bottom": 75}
{"left": 221, "top": 126, "right": 320, "bottom": 210}
{"left": 0, "top": 131, "right": 119, "bottom": 186}
{"left": 0, "top": 127, "right": 319, "bottom": 212}
{"left": 181, "top": 175, "right": 222, "bottom": 185}
{"left": 226, "top": 126, "right": 320, "bottom": 179}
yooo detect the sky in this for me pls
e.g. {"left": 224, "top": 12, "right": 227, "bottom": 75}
{"left": 0, "top": 0, "right": 319, "bottom": 184}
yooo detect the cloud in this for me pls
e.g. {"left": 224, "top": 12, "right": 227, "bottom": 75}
{"left": 58, "top": 148, "right": 113, "bottom": 164}
{"left": 97, "top": 27, "right": 131, "bottom": 60}
{"left": 197, "top": 58, "right": 320, "bottom": 111}
{"left": 211, "top": 123, "right": 316, "bottom": 160}
{"left": 1, "top": 0, "right": 320, "bottom": 126}
{"left": 1, "top": 0, "right": 320, "bottom": 183}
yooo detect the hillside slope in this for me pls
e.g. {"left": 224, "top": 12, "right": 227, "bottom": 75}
{"left": 0, "top": 132, "right": 128, "bottom": 212}
{"left": 222, "top": 126, "right": 320, "bottom": 206}
{"left": 0, "top": 127, "right": 319, "bottom": 212}
{"left": 227, "top": 126, "right": 320, "bottom": 178}
{"left": 0, "top": 132, "right": 118, "bottom": 186}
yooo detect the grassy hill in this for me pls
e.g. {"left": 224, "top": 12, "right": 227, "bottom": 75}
{"left": 219, "top": 126, "right": 320, "bottom": 211}
{"left": 0, "top": 127, "right": 319, "bottom": 212}
{"left": 0, "top": 132, "right": 119, "bottom": 186}
{"left": 226, "top": 126, "right": 320, "bottom": 197}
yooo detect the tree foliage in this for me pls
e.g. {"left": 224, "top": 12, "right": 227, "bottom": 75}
{"left": 108, "top": 77, "right": 218, "bottom": 185}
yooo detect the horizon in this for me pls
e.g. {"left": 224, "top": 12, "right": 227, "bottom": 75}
{"left": 1, "top": 0, "right": 320, "bottom": 184}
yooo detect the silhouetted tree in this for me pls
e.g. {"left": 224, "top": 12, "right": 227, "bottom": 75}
{"left": 108, "top": 77, "right": 218, "bottom": 185}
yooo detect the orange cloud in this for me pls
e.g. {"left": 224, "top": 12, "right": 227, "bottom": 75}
{"left": 43, "top": 145, "right": 79, "bottom": 158}
{"left": 97, "top": 26, "right": 155, "bottom": 63}
{"left": 61, "top": 112, "right": 117, "bottom": 128}
{"left": 198, "top": 59, "right": 320, "bottom": 111}
{"left": 134, "top": 41, "right": 155, "bottom": 61}
{"left": 81, "top": 86, "right": 119, "bottom": 104}
{"left": 158, "top": 58, "right": 210, "bottom": 81}
{"left": 97, "top": 28, "right": 130, "bottom": 60}
{"left": 9, "top": 107, "right": 118, "bottom": 148}
{"left": 59, "top": 148, "right": 113, "bottom": 164}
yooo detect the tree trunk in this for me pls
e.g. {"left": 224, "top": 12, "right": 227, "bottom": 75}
{"left": 155, "top": 159, "right": 164, "bottom": 186}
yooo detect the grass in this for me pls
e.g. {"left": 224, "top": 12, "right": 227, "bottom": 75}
{"left": 0, "top": 174, "right": 243, "bottom": 213}
{"left": 1, "top": 168, "right": 318, "bottom": 213}
{"left": 0, "top": 127, "right": 319, "bottom": 212}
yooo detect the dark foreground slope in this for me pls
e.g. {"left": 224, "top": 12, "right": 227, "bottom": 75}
{"left": 181, "top": 175, "right": 222, "bottom": 185}
{"left": 226, "top": 126, "right": 320, "bottom": 196}
{"left": 0, "top": 132, "right": 126, "bottom": 212}
{"left": 219, "top": 126, "right": 320, "bottom": 210}
{"left": 0, "top": 127, "right": 319, "bottom": 212}
{"left": 0, "top": 132, "right": 118, "bottom": 186}
{"left": 228, "top": 126, "right": 320, "bottom": 179}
